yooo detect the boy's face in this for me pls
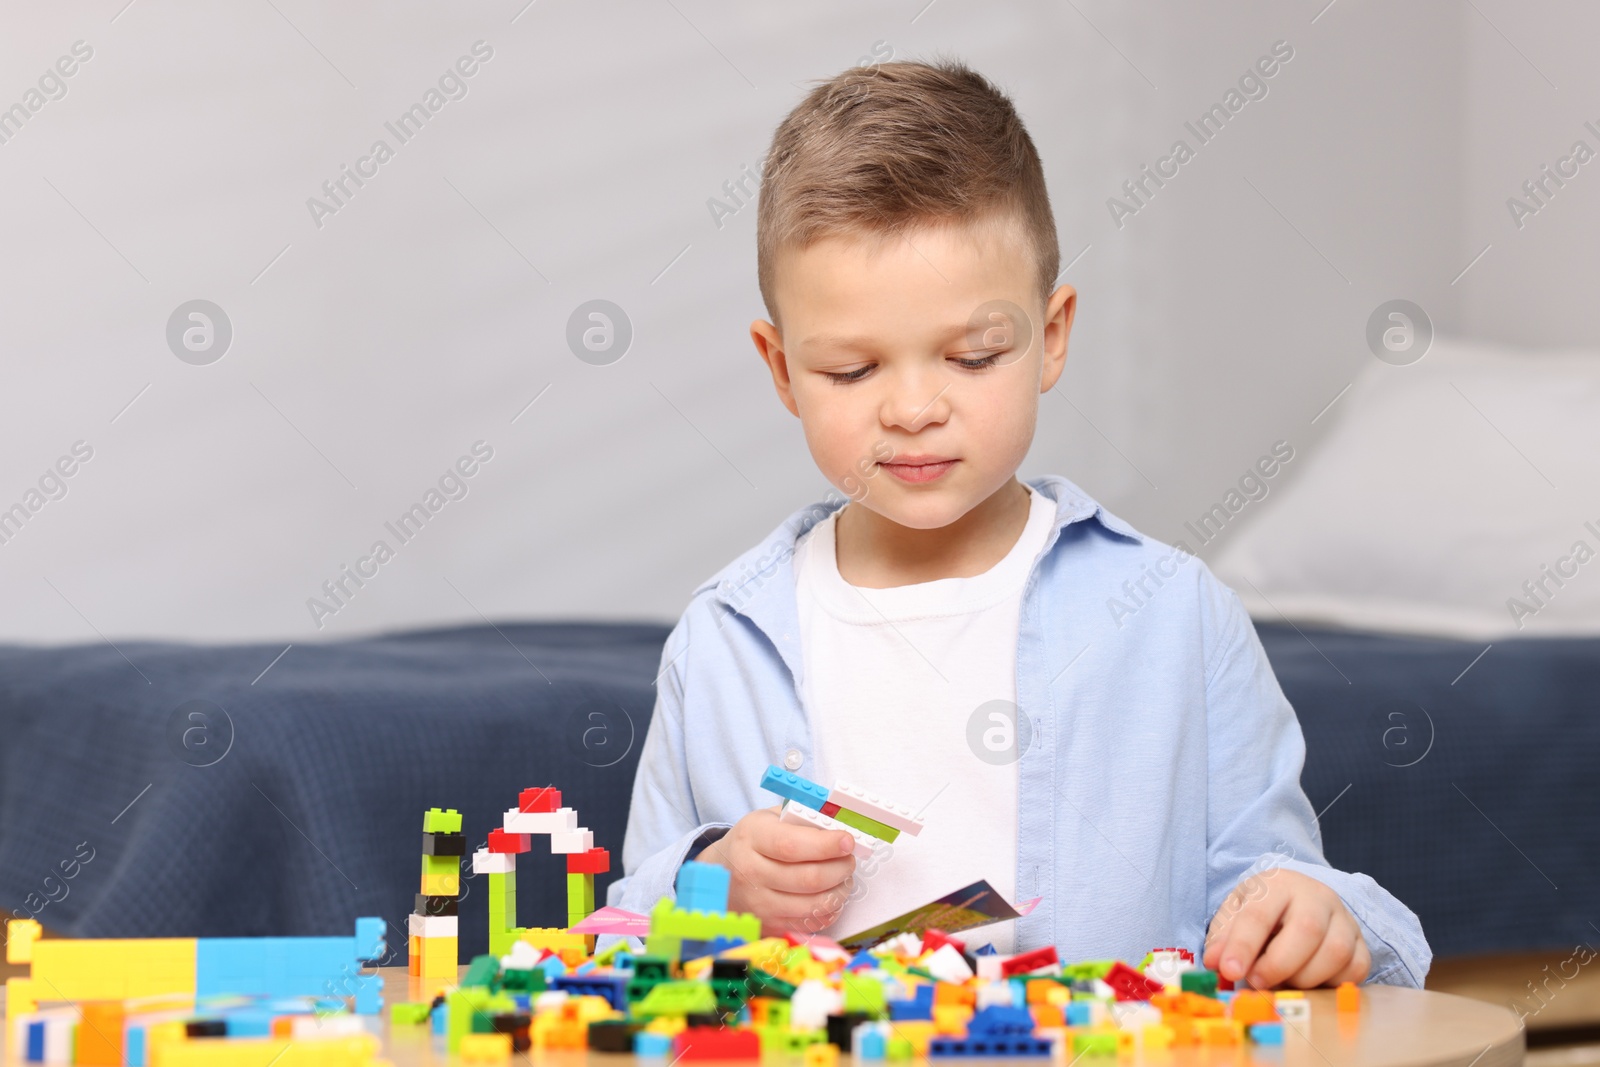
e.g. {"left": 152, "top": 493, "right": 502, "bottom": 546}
{"left": 751, "top": 213, "right": 1076, "bottom": 532}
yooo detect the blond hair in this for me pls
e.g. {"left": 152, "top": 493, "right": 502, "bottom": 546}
{"left": 756, "top": 56, "right": 1059, "bottom": 330}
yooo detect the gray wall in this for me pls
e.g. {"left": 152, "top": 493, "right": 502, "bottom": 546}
{"left": 0, "top": 1, "right": 1569, "bottom": 644}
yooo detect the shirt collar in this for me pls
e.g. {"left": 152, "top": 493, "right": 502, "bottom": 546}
{"left": 700, "top": 474, "right": 1143, "bottom": 635}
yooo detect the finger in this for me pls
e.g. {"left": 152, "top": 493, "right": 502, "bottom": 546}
{"left": 760, "top": 853, "right": 856, "bottom": 896}
{"left": 1210, "top": 883, "right": 1292, "bottom": 983}
{"left": 1250, "top": 899, "right": 1331, "bottom": 989}
{"left": 1282, "top": 918, "right": 1357, "bottom": 989}
{"left": 1329, "top": 933, "right": 1371, "bottom": 986}
{"left": 753, "top": 818, "right": 857, "bottom": 864}
{"left": 752, "top": 882, "right": 853, "bottom": 933}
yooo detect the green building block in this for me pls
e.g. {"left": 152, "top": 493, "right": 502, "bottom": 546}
{"left": 887, "top": 1036, "right": 914, "bottom": 1060}
{"left": 446, "top": 988, "right": 492, "bottom": 1053}
{"left": 462, "top": 954, "right": 500, "bottom": 989}
{"left": 831, "top": 807, "right": 900, "bottom": 842}
{"left": 626, "top": 957, "right": 674, "bottom": 1003}
{"left": 501, "top": 967, "right": 545, "bottom": 993}
{"left": 1071, "top": 1032, "right": 1119, "bottom": 1056}
{"left": 391, "top": 1002, "right": 433, "bottom": 1026}
{"left": 632, "top": 980, "right": 717, "bottom": 1018}
{"left": 842, "top": 973, "right": 888, "bottom": 1018}
{"left": 753, "top": 998, "right": 791, "bottom": 1029}
{"left": 422, "top": 854, "right": 459, "bottom": 876}
{"left": 566, "top": 872, "right": 595, "bottom": 910}
{"left": 645, "top": 898, "right": 760, "bottom": 960}
{"left": 1180, "top": 969, "right": 1219, "bottom": 998}
{"left": 488, "top": 871, "right": 518, "bottom": 956}
{"left": 424, "top": 807, "right": 463, "bottom": 833}
{"left": 747, "top": 969, "right": 795, "bottom": 999}
{"left": 1063, "top": 960, "right": 1116, "bottom": 981}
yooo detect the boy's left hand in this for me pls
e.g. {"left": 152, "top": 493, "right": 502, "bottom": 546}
{"left": 1203, "top": 868, "right": 1371, "bottom": 988}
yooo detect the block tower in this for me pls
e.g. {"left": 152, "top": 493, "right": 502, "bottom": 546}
{"left": 409, "top": 807, "right": 464, "bottom": 979}
{"left": 474, "top": 786, "right": 610, "bottom": 959}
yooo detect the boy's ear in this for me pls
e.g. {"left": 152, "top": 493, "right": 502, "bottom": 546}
{"left": 750, "top": 319, "right": 801, "bottom": 417}
{"left": 1039, "top": 284, "right": 1077, "bottom": 394}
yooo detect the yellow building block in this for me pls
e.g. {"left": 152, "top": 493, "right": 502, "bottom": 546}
{"left": 1194, "top": 1018, "right": 1244, "bottom": 1046}
{"left": 153, "top": 1034, "right": 382, "bottom": 1067}
{"left": 887, "top": 1020, "right": 935, "bottom": 1054}
{"left": 29, "top": 938, "right": 197, "bottom": 999}
{"left": 420, "top": 873, "right": 459, "bottom": 896}
{"left": 6, "top": 977, "right": 37, "bottom": 1054}
{"left": 516, "top": 927, "right": 587, "bottom": 957}
{"left": 6, "top": 919, "right": 42, "bottom": 962}
{"left": 1142, "top": 1023, "right": 1174, "bottom": 1050}
{"left": 803, "top": 1044, "right": 840, "bottom": 1067}
{"left": 459, "top": 1033, "right": 512, "bottom": 1064}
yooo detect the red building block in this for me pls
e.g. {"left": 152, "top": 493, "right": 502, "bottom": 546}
{"left": 489, "top": 829, "right": 531, "bottom": 854}
{"left": 1000, "top": 946, "right": 1059, "bottom": 977}
{"left": 566, "top": 847, "right": 611, "bottom": 874}
{"left": 1104, "top": 961, "right": 1167, "bottom": 1002}
{"left": 820, "top": 802, "right": 841, "bottom": 817}
{"left": 923, "top": 929, "right": 967, "bottom": 955}
{"left": 519, "top": 787, "right": 561, "bottom": 813}
{"left": 672, "top": 1028, "right": 761, "bottom": 1060}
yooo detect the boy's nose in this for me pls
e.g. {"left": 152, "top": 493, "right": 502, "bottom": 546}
{"left": 881, "top": 380, "right": 951, "bottom": 432}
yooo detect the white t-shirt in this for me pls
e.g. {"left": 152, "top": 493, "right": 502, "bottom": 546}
{"left": 792, "top": 484, "right": 1057, "bottom": 953}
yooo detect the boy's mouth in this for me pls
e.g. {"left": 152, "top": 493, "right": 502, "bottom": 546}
{"left": 879, "top": 456, "right": 958, "bottom": 484}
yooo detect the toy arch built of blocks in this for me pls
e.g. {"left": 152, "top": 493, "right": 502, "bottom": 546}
{"left": 471, "top": 787, "right": 612, "bottom": 963}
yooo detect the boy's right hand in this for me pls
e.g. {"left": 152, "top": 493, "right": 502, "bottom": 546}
{"left": 697, "top": 806, "right": 857, "bottom": 935}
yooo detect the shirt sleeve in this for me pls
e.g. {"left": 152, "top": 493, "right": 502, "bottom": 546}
{"left": 606, "top": 606, "right": 735, "bottom": 915}
{"left": 1201, "top": 575, "right": 1433, "bottom": 988}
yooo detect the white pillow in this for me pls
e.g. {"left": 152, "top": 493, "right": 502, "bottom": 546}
{"left": 1208, "top": 336, "right": 1600, "bottom": 639}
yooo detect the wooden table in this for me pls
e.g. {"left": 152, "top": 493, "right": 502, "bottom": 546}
{"left": 377, "top": 969, "right": 1526, "bottom": 1067}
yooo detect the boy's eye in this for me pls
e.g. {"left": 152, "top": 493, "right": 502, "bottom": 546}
{"left": 820, "top": 353, "right": 1002, "bottom": 384}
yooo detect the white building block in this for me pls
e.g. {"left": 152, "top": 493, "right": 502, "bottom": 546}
{"left": 826, "top": 783, "right": 926, "bottom": 836}
{"left": 549, "top": 828, "right": 595, "bottom": 854}
{"left": 790, "top": 980, "right": 844, "bottom": 1030}
{"left": 504, "top": 806, "right": 578, "bottom": 834}
{"left": 925, "top": 944, "right": 974, "bottom": 983}
{"left": 472, "top": 847, "right": 516, "bottom": 875}
{"left": 408, "top": 913, "right": 458, "bottom": 937}
{"left": 975, "top": 954, "right": 1007, "bottom": 982}
{"left": 778, "top": 801, "right": 881, "bottom": 861}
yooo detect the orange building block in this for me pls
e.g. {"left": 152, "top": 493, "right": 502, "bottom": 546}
{"left": 77, "top": 1002, "right": 126, "bottom": 1067}
{"left": 1336, "top": 981, "right": 1361, "bottom": 1013}
{"left": 1229, "top": 990, "right": 1279, "bottom": 1025}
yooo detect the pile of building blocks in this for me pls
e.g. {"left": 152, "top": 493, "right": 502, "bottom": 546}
{"left": 5, "top": 919, "right": 390, "bottom": 1067}
{"left": 409, "top": 807, "right": 464, "bottom": 980}
{"left": 387, "top": 856, "right": 1362, "bottom": 1061}
{"left": 760, "top": 767, "right": 925, "bottom": 861}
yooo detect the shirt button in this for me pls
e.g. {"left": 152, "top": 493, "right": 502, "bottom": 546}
{"left": 783, "top": 748, "right": 804, "bottom": 770}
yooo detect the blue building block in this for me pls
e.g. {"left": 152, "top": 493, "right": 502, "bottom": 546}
{"left": 225, "top": 1011, "right": 275, "bottom": 1037}
{"left": 758, "top": 766, "right": 831, "bottom": 811}
{"left": 553, "top": 974, "right": 629, "bottom": 1011}
{"left": 926, "top": 1009, "right": 1053, "bottom": 1057}
{"left": 676, "top": 861, "right": 731, "bottom": 914}
{"left": 635, "top": 1031, "right": 674, "bottom": 1056}
{"left": 26, "top": 1020, "right": 45, "bottom": 1063}
{"left": 194, "top": 918, "right": 386, "bottom": 1015}
{"left": 974, "top": 944, "right": 998, "bottom": 956}
{"left": 889, "top": 984, "right": 934, "bottom": 1021}
{"left": 858, "top": 1028, "right": 887, "bottom": 1060}
{"left": 1065, "top": 1001, "right": 1092, "bottom": 1027}
{"left": 1249, "top": 1022, "right": 1285, "bottom": 1046}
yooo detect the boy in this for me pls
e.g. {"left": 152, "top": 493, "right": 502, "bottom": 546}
{"left": 609, "top": 58, "right": 1429, "bottom": 989}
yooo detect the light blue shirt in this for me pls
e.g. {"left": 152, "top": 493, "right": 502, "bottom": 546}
{"left": 609, "top": 474, "right": 1431, "bottom": 987}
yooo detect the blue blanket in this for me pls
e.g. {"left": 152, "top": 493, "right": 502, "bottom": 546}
{"left": 1, "top": 620, "right": 1594, "bottom": 961}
